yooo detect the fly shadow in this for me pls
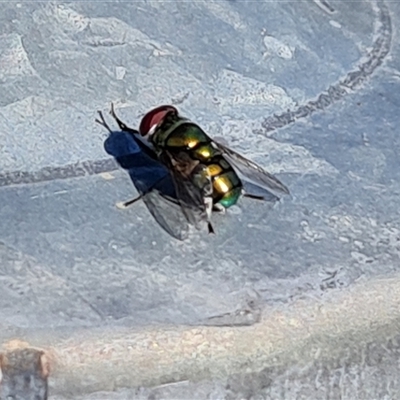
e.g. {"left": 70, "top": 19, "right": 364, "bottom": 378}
{"left": 97, "top": 110, "right": 190, "bottom": 241}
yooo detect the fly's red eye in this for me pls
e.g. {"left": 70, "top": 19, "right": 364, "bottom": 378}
{"left": 139, "top": 105, "right": 177, "bottom": 136}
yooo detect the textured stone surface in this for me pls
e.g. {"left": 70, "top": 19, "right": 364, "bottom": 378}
{"left": 0, "top": 0, "right": 399, "bottom": 398}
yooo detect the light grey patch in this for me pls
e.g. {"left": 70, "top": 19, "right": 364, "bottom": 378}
{"left": 0, "top": 33, "right": 37, "bottom": 79}
{"left": 171, "top": 92, "right": 190, "bottom": 105}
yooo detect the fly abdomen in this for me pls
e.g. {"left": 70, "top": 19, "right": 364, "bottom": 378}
{"left": 192, "top": 143, "right": 219, "bottom": 161}
{"left": 203, "top": 158, "right": 242, "bottom": 208}
{"left": 210, "top": 167, "right": 242, "bottom": 208}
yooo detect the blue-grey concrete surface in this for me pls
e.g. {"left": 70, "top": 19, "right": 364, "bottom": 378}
{"left": 1, "top": 0, "right": 400, "bottom": 398}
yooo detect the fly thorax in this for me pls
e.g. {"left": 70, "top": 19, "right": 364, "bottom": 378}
{"left": 164, "top": 123, "right": 211, "bottom": 154}
{"left": 150, "top": 116, "right": 191, "bottom": 150}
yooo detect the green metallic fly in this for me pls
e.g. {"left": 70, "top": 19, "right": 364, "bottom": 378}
{"left": 97, "top": 104, "right": 289, "bottom": 239}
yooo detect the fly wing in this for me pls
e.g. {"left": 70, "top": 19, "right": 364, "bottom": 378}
{"left": 159, "top": 150, "right": 209, "bottom": 231}
{"left": 214, "top": 141, "right": 290, "bottom": 198}
{"left": 119, "top": 135, "right": 190, "bottom": 241}
{"left": 142, "top": 189, "right": 189, "bottom": 241}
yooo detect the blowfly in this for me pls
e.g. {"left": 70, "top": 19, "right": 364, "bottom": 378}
{"left": 96, "top": 104, "right": 289, "bottom": 240}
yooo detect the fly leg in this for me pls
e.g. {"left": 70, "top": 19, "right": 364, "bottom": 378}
{"left": 109, "top": 103, "right": 140, "bottom": 135}
{"left": 116, "top": 175, "right": 170, "bottom": 209}
{"left": 204, "top": 174, "right": 215, "bottom": 235}
{"left": 191, "top": 163, "right": 216, "bottom": 234}
{"left": 243, "top": 193, "right": 265, "bottom": 201}
{"left": 212, "top": 203, "right": 226, "bottom": 214}
{"left": 116, "top": 195, "right": 143, "bottom": 209}
{"left": 204, "top": 196, "right": 215, "bottom": 234}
